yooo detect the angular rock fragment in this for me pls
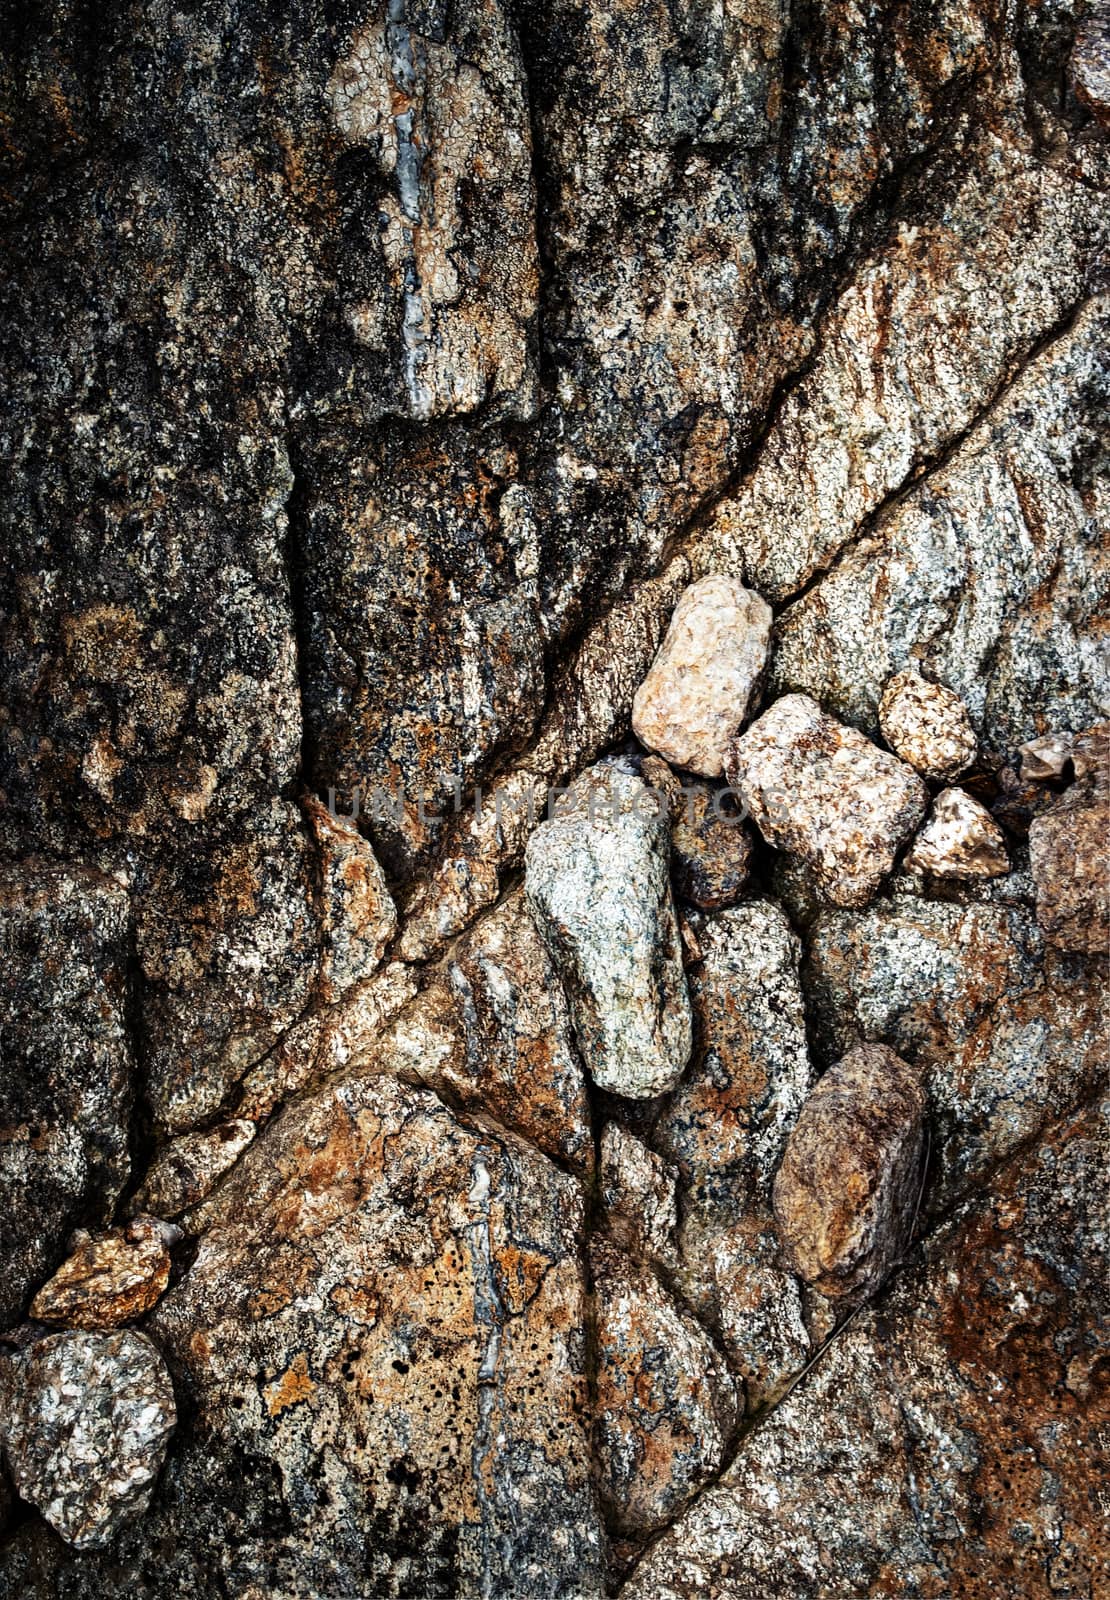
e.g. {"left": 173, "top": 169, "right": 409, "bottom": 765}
{"left": 1029, "top": 754, "right": 1110, "bottom": 953}
{"left": 0, "top": 863, "right": 134, "bottom": 1325}
{"left": 525, "top": 765, "right": 692, "bottom": 1098}
{"left": 773, "top": 1045, "right": 925, "bottom": 1306}
{"left": 623, "top": 1102, "right": 1109, "bottom": 1600}
{"left": 654, "top": 902, "right": 814, "bottom": 1404}
{"left": 599, "top": 1123, "right": 679, "bottom": 1269}
{"left": 642, "top": 757, "right": 754, "bottom": 909}
{"left": 1071, "top": 7, "right": 1110, "bottom": 124}
{"left": 726, "top": 695, "right": 928, "bottom": 907}
{"left": 878, "top": 668, "right": 977, "bottom": 780}
{"left": 29, "top": 1218, "right": 174, "bottom": 1330}
{"left": 632, "top": 576, "right": 771, "bottom": 777}
{"left": 305, "top": 796, "right": 397, "bottom": 1001}
{"left": 903, "top": 787, "right": 1010, "bottom": 878}
{"left": 0, "top": 1331, "right": 175, "bottom": 1550}
{"left": 130, "top": 1122, "right": 257, "bottom": 1220}
{"left": 591, "top": 1240, "right": 741, "bottom": 1535}
{"left": 806, "top": 898, "right": 1105, "bottom": 1208}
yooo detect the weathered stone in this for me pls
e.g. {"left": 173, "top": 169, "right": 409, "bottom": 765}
{"left": 591, "top": 1240, "right": 741, "bottom": 1536}
{"left": 304, "top": 795, "right": 397, "bottom": 1002}
{"left": 653, "top": 902, "right": 814, "bottom": 1405}
{"left": 726, "top": 694, "right": 928, "bottom": 907}
{"left": 525, "top": 765, "right": 692, "bottom": 1098}
{"left": 599, "top": 1123, "right": 680, "bottom": 1270}
{"left": 1029, "top": 764, "right": 1110, "bottom": 953}
{"left": 29, "top": 1218, "right": 174, "bottom": 1331}
{"left": 904, "top": 787, "right": 1010, "bottom": 879}
{"left": 631, "top": 576, "right": 771, "bottom": 778}
{"left": 641, "top": 757, "right": 754, "bottom": 909}
{"left": 622, "top": 1100, "right": 1109, "bottom": 1600}
{"left": 0, "top": 1331, "right": 176, "bottom": 1551}
{"left": 806, "top": 897, "right": 1106, "bottom": 1209}
{"left": 878, "top": 669, "right": 977, "bottom": 780}
{"left": 772, "top": 1045, "right": 925, "bottom": 1307}
{"left": 129, "top": 1122, "right": 257, "bottom": 1220}
{"left": 0, "top": 863, "right": 134, "bottom": 1326}
{"left": 1071, "top": 6, "right": 1110, "bottom": 124}
{"left": 136, "top": 1073, "right": 603, "bottom": 1598}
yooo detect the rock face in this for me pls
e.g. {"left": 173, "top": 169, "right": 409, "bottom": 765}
{"left": 903, "top": 787, "right": 1010, "bottom": 879}
{"left": 878, "top": 670, "right": 977, "bottom": 780}
{"left": 0, "top": 1331, "right": 176, "bottom": 1550}
{"left": 772, "top": 1045, "right": 925, "bottom": 1307}
{"left": 727, "top": 695, "right": 928, "bottom": 907}
{"left": 631, "top": 577, "right": 771, "bottom": 777}
{"left": 525, "top": 766, "right": 692, "bottom": 1098}
{"left": 1, "top": 0, "right": 1107, "bottom": 1591}
{"left": 29, "top": 1218, "right": 174, "bottom": 1330}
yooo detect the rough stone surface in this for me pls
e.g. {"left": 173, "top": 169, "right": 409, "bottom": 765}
{"left": 641, "top": 757, "right": 754, "bottom": 910}
{"left": 904, "top": 787, "right": 1010, "bottom": 879}
{"left": 653, "top": 903, "right": 814, "bottom": 1405}
{"left": 0, "top": 863, "right": 134, "bottom": 1326}
{"left": 599, "top": 1123, "right": 680, "bottom": 1271}
{"left": 1072, "top": 7, "right": 1110, "bottom": 124}
{"left": 0, "top": 1331, "right": 176, "bottom": 1551}
{"left": 878, "top": 669, "right": 977, "bottom": 780}
{"left": 772, "top": 1045, "right": 925, "bottom": 1307}
{"left": 129, "top": 1121, "right": 258, "bottom": 1220}
{"left": 591, "top": 1240, "right": 741, "bottom": 1536}
{"left": 29, "top": 1219, "right": 174, "bottom": 1331}
{"left": 1029, "top": 751, "right": 1110, "bottom": 954}
{"left": 304, "top": 796, "right": 397, "bottom": 1001}
{"left": 806, "top": 897, "right": 1106, "bottom": 1209}
{"left": 622, "top": 1100, "right": 1109, "bottom": 1600}
{"left": 631, "top": 577, "right": 771, "bottom": 778}
{"left": 727, "top": 695, "right": 928, "bottom": 907}
{"left": 525, "top": 765, "right": 692, "bottom": 1098}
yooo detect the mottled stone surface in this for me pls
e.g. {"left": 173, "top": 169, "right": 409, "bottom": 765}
{"left": 632, "top": 577, "right": 771, "bottom": 777}
{"left": 641, "top": 757, "right": 754, "bottom": 910}
{"left": 304, "top": 796, "right": 397, "bottom": 1001}
{"left": 591, "top": 1240, "right": 741, "bottom": 1536}
{"left": 622, "top": 1100, "right": 1109, "bottom": 1600}
{"left": 904, "top": 787, "right": 1010, "bottom": 878}
{"left": 1029, "top": 755, "right": 1110, "bottom": 954}
{"left": 727, "top": 695, "right": 928, "bottom": 907}
{"left": 1072, "top": 6, "right": 1110, "bottom": 124}
{"left": 806, "top": 897, "right": 1106, "bottom": 1209}
{"left": 0, "top": 1331, "right": 176, "bottom": 1551}
{"left": 29, "top": 1219, "right": 173, "bottom": 1331}
{"left": 599, "top": 1123, "right": 680, "bottom": 1271}
{"left": 879, "top": 670, "right": 977, "bottom": 780}
{"left": 773, "top": 1045, "right": 925, "bottom": 1306}
{"left": 525, "top": 766, "right": 692, "bottom": 1098}
{"left": 653, "top": 903, "right": 814, "bottom": 1405}
{"left": 0, "top": 863, "right": 134, "bottom": 1326}
{"left": 129, "top": 1121, "right": 257, "bottom": 1220}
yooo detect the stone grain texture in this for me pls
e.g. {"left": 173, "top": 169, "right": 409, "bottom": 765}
{"left": 879, "top": 670, "right": 978, "bottom": 781}
{"left": 1, "top": 0, "right": 1108, "bottom": 1593}
{"left": 903, "top": 787, "right": 1010, "bottom": 879}
{"left": 0, "top": 1330, "right": 176, "bottom": 1551}
{"left": 727, "top": 694, "right": 928, "bottom": 907}
{"left": 631, "top": 576, "right": 771, "bottom": 777}
{"left": 525, "top": 765, "right": 692, "bottom": 1098}
{"left": 29, "top": 1218, "right": 174, "bottom": 1331}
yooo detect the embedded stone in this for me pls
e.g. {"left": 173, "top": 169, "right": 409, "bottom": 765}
{"left": 130, "top": 1122, "right": 258, "bottom": 1220}
{"left": 631, "top": 576, "right": 772, "bottom": 777}
{"left": 1029, "top": 763, "right": 1110, "bottom": 953}
{"left": 726, "top": 695, "right": 928, "bottom": 907}
{"left": 29, "top": 1218, "right": 175, "bottom": 1330}
{"left": 524, "top": 764, "right": 692, "bottom": 1098}
{"left": 0, "top": 1331, "right": 176, "bottom": 1550}
{"left": 878, "top": 669, "right": 977, "bottom": 780}
{"left": 772, "top": 1045, "right": 925, "bottom": 1306}
{"left": 903, "top": 787, "right": 1010, "bottom": 878}
{"left": 304, "top": 795, "right": 397, "bottom": 1001}
{"left": 598, "top": 1122, "right": 680, "bottom": 1268}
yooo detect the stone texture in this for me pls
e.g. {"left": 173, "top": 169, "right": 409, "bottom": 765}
{"left": 904, "top": 787, "right": 1010, "bottom": 879}
{"left": 304, "top": 795, "right": 397, "bottom": 1002}
{"left": 641, "top": 757, "right": 754, "bottom": 910}
{"left": 1029, "top": 747, "right": 1110, "bottom": 954}
{"left": 622, "top": 1099, "right": 1109, "bottom": 1600}
{"left": 653, "top": 902, "right": 814, "bottom": 1405}
{"left": 631, "top": 576, "right": 771, "bottom": 778}
{"left": 525, "top": 765, "right": 692, "bottom": 1098}
{"left": 772, "top": 1045, "right": 925, "bottom": 1307}
{"left": 1071, "top": 6, "right": 1110, "bottom": 124}
{"left": 591, "top": 1240, "right": 741, "bottom": 1537}
{"left": 806, "top": 897, "right": 1106, "bottom": 1210}
{"left": 29, "top": 1219, "right": 174, "bottom": 1331}
{"left": 0, "top": 863, "right": 134, "bottom": 1326}
{"left": 0, "top": 1331, "right": 176, "bottom": 1551}
{"left": 727, "top": 695, "right": 928, "bottom": 908}
{"left": 129, "top": 1121, "right": 258, "bottom": 1220}
{"left": 599, "top": 1123, "right": 680, "bottom": 1271}
{"left": 878, "top": 669, "right": 977, "bottom": 780}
